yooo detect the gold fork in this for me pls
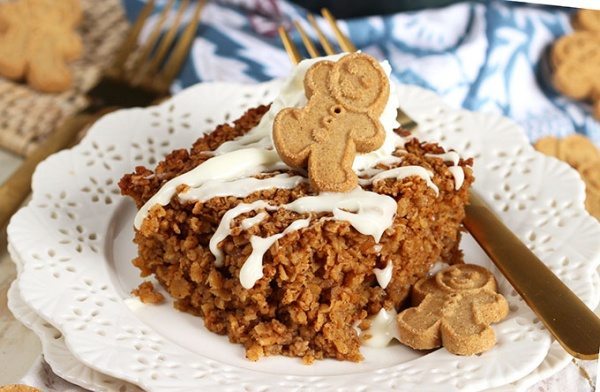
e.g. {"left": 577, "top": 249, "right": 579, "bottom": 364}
{"left": 280, "top": 9, "right": 600, "bottom": 360}
{"left": 0, "top": 0, "right": 206, "bottom": 227}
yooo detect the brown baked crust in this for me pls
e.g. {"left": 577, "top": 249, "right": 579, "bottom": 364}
{"left": 131, "top": 281, "right": 165, "bottom": 304}
{"left": 119, "top": 105, "right": 473, "bottom": 363}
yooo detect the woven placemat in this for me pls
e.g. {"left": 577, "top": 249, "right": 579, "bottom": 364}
{"left": 0, "top": 0, "right": 129, "bottom": 156}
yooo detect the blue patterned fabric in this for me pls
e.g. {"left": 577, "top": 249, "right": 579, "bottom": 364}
{"left": 122, "top": 0, "right": 600, "bottom": 144}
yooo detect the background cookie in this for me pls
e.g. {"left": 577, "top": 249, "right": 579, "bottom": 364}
{"left": 557, "top": 134, "right": 600, "bottom": 170}
{"left": 0, "top": 0, "right": 83, "bottom": 93}
{"left": 551, "top": 32, "right": 600, "bottom": 115}
{"left": 586, "top": 188, "right": 600, "bottom": 219}
{"left": 533, "top": 136, "right": 559, "bottom": 157}
{"left": 534, "top": 134, "right": 600, "bottom": 220}
{"left": 0, "top": 385, "right": 41, "bottom": 392}
{"left": 572, "top": 9, "right": 600, "bottom": 32}
{"left": 579, "top": 159, "right": 600, "bottom": 191}
{"left": 549, "top": 9, "right": 600, "bottom": 121}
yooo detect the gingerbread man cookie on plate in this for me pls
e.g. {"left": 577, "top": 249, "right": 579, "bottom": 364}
{"left": 397, "top": 264, "right": 509, "bottom": 356}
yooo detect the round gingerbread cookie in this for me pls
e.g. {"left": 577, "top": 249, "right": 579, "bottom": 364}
{"left": 585, "top": 188, "right": 600, "bottom": 220}
{"left": 557, "top": 134, "right": 600, "bottom": 170}
{"left": 534, "top": 136, "right": 560, "bottom": 158}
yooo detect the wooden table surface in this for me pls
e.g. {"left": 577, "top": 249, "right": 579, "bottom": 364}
{"left": 0, "top": 148, "right": 596, "bottom": 391}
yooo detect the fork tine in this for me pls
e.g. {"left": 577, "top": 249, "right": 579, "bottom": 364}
{"left": 160, "top": 0, "right": 207, "bottom": 86}
{"left": 293, "top": 21, "right": 320, "bottom": 58}
{"left": 321, "top": 8, "right": 357, "bottom": 52}
{"left": 307, "top": 13, "right": 335, "bottom": 56}
{"left": 143, "top": 0, "right": 190, "bottom": 78}
{"left": 278, "top": 26, "right": 303, "bottom": 64}
{"left": 129, "top": 0, "right": 177, "bottom": 81}
{"left": 111, "top": 0, "right": 156, "bottom": 73}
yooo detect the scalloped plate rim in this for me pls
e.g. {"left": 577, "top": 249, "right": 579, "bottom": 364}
{"left": 7, "top": 79, "right": 600, "bottom": 392}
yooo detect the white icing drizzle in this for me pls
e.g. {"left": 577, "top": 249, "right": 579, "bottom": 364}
{"left": 360, "top": 308, "right": 400, "bottom": 348}
{"left": 373, "top": 244, "right": 383, "bottom": 254}
{"left": 210, "top": 200, "right": 271, "bottom": 266}
{"left": 426, "top": 151, "right": 464, "bottom": 190}
{"left": 449, "top": 166, "right": 465, "bottom": 190}
{"left": 134, "top": 148, "right": 284, "bottom": 229}
{"left": 367, "top": 166, "right": 439, "bottom": 196}
{"left": 210, "top": 187, "right": 397, "bottom": 268}
{"left": 373, "top": 261, "right": 393, "bottom": 289}
{"left": 215, "top": 126, "right": 273, "bottom": 154}
{"left": 240, "top": 219, "right": 310, "bottom": 289}
{"left": 179, "top": 173, "right": 306, "bottom": 202}
{"left": 356, "top": 155, "right": 404, "bottom": 179}
{"left": 428, "top": 151, "right": 460, "bottom": 165}
{"left": 240, "top": 212, "right": 268, "bottom": 230}
{"left": 284, "top": 187, "right": 397, "bottom": 243}
{"left": 352, "top": 319, "right": 362, "bottom": 336}
{"left": 355, "top": 155, "right": 439, "bottom": 196}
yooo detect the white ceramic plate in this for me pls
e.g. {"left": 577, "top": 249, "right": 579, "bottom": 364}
{"left": 7, "top": 81, "right": 600, "bottom": 392}
{"left": 7, "top": 271, "right": 142, "bottom": 392}
{"left": 9, "top": 243, "right": 598, "bottom": 392}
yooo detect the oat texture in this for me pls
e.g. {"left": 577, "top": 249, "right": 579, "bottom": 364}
{"left": 120, "top": 105, "right": 473, "bottom": 362}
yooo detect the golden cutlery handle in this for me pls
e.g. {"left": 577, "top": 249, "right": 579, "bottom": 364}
{"left": 0, "top": 113, "right": 96, "bottom": 228}
{"left": 465, "top": 190, "right": 600, "bottom": 360}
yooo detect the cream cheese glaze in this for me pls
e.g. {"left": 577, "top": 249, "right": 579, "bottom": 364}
{"left": 426, "top": 151, "right": 464, "bottom": 190}
{"left": 240, "top": 218, "right": 311, "bottom": 289}
{"left": 373, "top": 261, "right": 393, "bottom": 289}
{"left": 209, "top": 186, "right": 398, "bottom": 268}
{"left": 240, "top": 211, "right": 268, "bottom": 230}
{"left": 360, "top": 308, "right": 401, "bottom": 348}
{"left": 179, "top": 173, "right": 306, "bottom": 203}
{"left": 133, "top": 148, "right": 285, "bottom": 229}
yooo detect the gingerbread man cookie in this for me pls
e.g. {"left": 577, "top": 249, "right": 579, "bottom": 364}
{"left": 551, "top": 32, "right": 600, "bottom": 120}
{"left": 573, "top": 9, "right": 600, "bottom": 33}
{"left": 0, "top": 0, "right": 83, "bottom": 93}
{"left": 273, "top": 53, "right": 390, "bottom": 193}
{"left": 0, "top": 386, "right": 41, "bottom": 392}
{"left": 397, "top": 264, "right": 509, "bottom": 355}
